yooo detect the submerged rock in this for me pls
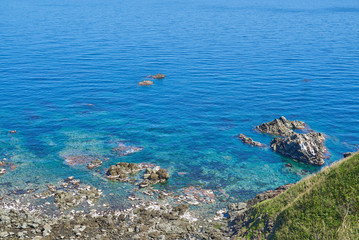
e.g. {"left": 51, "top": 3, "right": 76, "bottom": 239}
{"left": 238, "top": 134, "right": 265, "bottom": 147}
{"left": 271, "top": 132, "right": 326, "bottom": 165}
{"left": 256, "top": 116, "right": 305, "bottom": 136}
{"left": 177, "top": 186, "right": 216, "bottom": 205}
{"left": 112, "top": 143, "right": 143, "bottom": 156}
{"left": 64, "top": 155, "right": 100, "bottom": 166}
{"left": 87, "top": 159, "right": 103, "bottom": 169}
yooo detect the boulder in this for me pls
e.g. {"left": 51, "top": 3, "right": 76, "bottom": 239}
{"left": 270, "top": 132, "right": 326, "bottom": 165}
{"left": 256, "top": 116, "right": 305, "bottom": 136}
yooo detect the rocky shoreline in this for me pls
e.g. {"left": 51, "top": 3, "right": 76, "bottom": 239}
{"left": 0, "top": 117, "right": 342, "bottom": 239}
{"left": 0, "top": 173, "right": 296, "bottom": 240}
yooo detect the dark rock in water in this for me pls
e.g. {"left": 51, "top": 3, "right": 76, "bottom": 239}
{"left": 343, "top": 152, "right": 354, "bottom": 158}
{"left": 0, "top": 169, "right": 6, "bottom": 175}
{"left": 285, "top": 163, "right": 293, "bottom": 168}
{"left": 256, "top": 116, "right": 306, "bottom": 137}
{"left": 238, "top": 134, "right": 265, "bottom": 147}
{"left": 271, "top": 132, "right": 326, "bottom": 165}
{"left": 87, "top": 159, "right": 103, "bottom": 169}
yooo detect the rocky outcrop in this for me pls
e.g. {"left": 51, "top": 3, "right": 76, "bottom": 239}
{"left": 139, "top": 166, "right": 170, "bottom": 188}
{"left": 238, "top": 134, "right": 265, "bottom": 147}
{"left": 271, "top": 132, "right": 326, "bottom": 165}
{"left": 246, "top": 183, "right": 294, "bottom": 208}
{"left": 256, "top": 116, "right": 305, "bottom": 136}
{"left": 106, "top": 162, "right": 170, "bottom": 188}
{"left": 253, "top": 116, "right": 327, "bottom": 165}
{"left": 228, "top": 183, "right": 294, "bottom": 237}
{"left": 106, "top": 162, "right": 141, "bottom": 180}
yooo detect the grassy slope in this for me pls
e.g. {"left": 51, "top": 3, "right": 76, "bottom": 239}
{"left": 240, "top": 152, "right": 359, "bottom": 240}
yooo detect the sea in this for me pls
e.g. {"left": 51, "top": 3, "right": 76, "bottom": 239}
{"left": 0, "top": 0, "right": 358, "bottom": 211}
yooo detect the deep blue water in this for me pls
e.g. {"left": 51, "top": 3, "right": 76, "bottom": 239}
{"left": 0, "top": 0, "right": 358, "bottom": 208}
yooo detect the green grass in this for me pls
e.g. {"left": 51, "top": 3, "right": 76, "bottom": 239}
{"left": 238, "top": 152, "right": 359, "bottom": 240}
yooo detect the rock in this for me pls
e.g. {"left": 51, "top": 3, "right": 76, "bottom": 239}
{"left": 238, "top": 134, "right": 265, "bottom": 147}
{"left": 247, "top": 184, "right": 294, "bottom": 208}
{"left": 256, "top": 116, "right": 306, "bottom": 136}
{"left": 179, "top": 186, "right": 216, "bottom": 205}
{"left": 87, "top": 159, "right": 103, "bottom": 169}
{"left": 0, "top": 168, "right": 6, "bottom": 175}
{"left": 0, "top": 232, "right": 9, "bottom": 238}
{"left": 138, "top": 80, "right": 153, "bottom": 86}
{"left": 47, "top": 184, "right": 56, "bottom": 192}
{"left": 151, "top": 74, "right": 166, "bottom": 79}
{"left": 106, "top": 162, "right": 141, "bottom": 181}
{"left": 284, "top": 163, "right": 293, "bottom": 168}
{"left": 271, "top": 132, "right": 326, "bottom": 165}
{"left": 42, "top": 224, "right": 52, "bottom": 236}
{"left": 343, "top": 152, "right": 354, "bottom": 158}
{"left": 156, "top": 169, "right": 170, "bottom": 181}
{"left": 112, "top": 143, "right": 143, "bottom": 156}
{"left": 52, "top": 179, "right": 101, "bottom": 209}
{"left": 138, "top": 167, "right": 170, "bottom": 188}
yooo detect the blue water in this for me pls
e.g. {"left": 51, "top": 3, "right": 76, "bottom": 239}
{"left": 0, "top": 0, "right": 358, "bottom": 208}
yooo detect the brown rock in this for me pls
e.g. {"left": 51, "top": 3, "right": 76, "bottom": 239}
{"left": 138, "top": 80, "right": 153, "bottom": 86}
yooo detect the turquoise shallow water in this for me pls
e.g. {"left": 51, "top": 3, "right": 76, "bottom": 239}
{"left": 0, "top": 0, "right": 359, "bottom": 208}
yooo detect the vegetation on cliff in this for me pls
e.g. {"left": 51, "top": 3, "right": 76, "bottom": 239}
{"left": 237, "top": 152, "right": 359, "bottom": 239}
